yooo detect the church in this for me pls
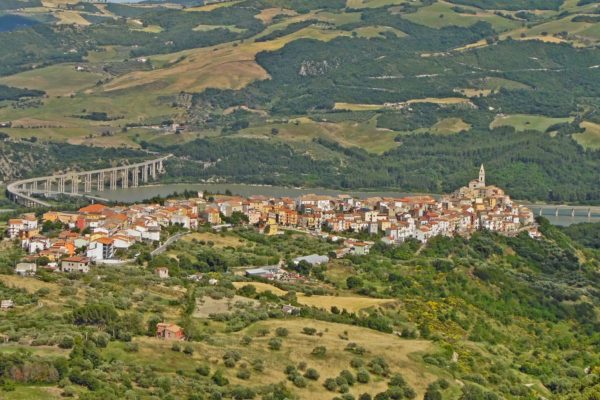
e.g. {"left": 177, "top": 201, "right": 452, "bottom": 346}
{"left": 450, "top": 164, "right": 513, "bottom": 212}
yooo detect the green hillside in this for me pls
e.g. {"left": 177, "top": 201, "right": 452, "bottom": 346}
{"left": 1, "top": 218, "right": 600, "bottom": 399}
{"left": 0, "top": 0, "right": 598, "bottom": 203}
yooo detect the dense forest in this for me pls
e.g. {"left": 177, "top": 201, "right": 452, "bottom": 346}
{"left": 157, "top": 125, "right": 600, "bottom": 202}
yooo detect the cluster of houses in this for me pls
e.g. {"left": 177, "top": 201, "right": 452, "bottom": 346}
{"left": 4, "top": 165, "right": 536, "bottom": 276}
{"left": 202, "top": 165, "right": 535, "bottom": 244}
{"left": 6, "top": 200, "right": 190, "bottom": 271}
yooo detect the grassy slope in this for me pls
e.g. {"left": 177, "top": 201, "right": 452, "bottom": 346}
{"left": 573, "top": 121, "right": 600, "bottom": 149}
{"left": 490, "top": 114, "right": 574, "bottom": 132}
{"left": 0, "top": 0, "right": 597, "bottom": 155}
{"left": 0, "top": 269, "right": 441, "bottom": 399}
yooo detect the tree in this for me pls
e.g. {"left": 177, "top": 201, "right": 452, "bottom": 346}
{"left": 304, "top": 368, "right": 320, "bottom": 380}
{"left": 275, "top": 327, "right": 289, "bottom": 337}
{"left": 212, "top": 370, "right": 229, "bottom": 386}
{"left": 346, "top": 276, "right": 363, "bottom": 289}
{"left": 324, "top": 378, "right": 337, "bottom": 392}
{"left": 268, "top": 337, "right": 282, "bottom": 351}
{"left": 356, "top": 369, "right": 370, "bottom": 384}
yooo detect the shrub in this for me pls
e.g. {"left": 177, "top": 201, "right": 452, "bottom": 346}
{"left": 389, "top": 374, "right": 406, "bottom": 387}
{"left": 345, "top": 342, "right": 367, "bottom": 355}
{"left": 292, "top": 375, "right": 307, "bottom": 388}
{"left": 251, "top": 359, "right": 264, "bottom": 372}
{"left": 304, "top": 368, "right": 320, "bottom": 380}
{"left": 240, "top": 335, "right": 252, "bottom": 346}
{"left": 237, "top": 368, "right": 251, "bottom": 380}
{"left": 58, "top": 336, "right": 74, "bottom": 349}
{"left": 324, "top": 378, "right": 337, "bottom": 391}
{"left": 275, "top": 327, "right": 289, "bottom": 337}
{"left": 268, "top": 337, "right": 282, "bottom": 351}
{"left": 339, "top": 370, "right": 355, "bottom": 386}
{"left": 356, "top": 369, "right": 370, "bottom": 384}
{"left": 284, "top": 365, "right": 297, "bottom": 376}
{"left": 302, "top": 327, "right": 317, "bottom": 336}
{"left": 311, "top": 346, "right": 327, "bottom": 357}
{"left": 350, "top": 358, "right": 364, "bottom": 368}
{"left": 339, "top": 383, "right": 350, "bottom": 393}
{"left": 256, "top": 328, "right": 270, "bottom": 337}
{"left": 368, "top": 357, "right": 390, "bottom": 376}
{"left": 196, "top": 364, "right": 210, "bottom": 376}
{"left": 183, "top": 345, "right": 194, "bottom": 355}
{"left": 92, "top": 333, "right": 109, "bottom": 348}
{"left": 424, "top": 389, "right": 442, "bottom": 400}
{"left": 212, "top": 371, "right": 229, "bottom": 386}
{"left": 171, "top": 343, "right": 181, "bottom": 352}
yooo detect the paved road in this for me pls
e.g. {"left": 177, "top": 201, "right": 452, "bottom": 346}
{"left": 151, "top": 232, "right": 190, "bottom": 256}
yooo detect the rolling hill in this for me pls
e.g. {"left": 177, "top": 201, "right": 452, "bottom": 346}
{"left": 0, "top": 0, "right": 598, "bottom": 202}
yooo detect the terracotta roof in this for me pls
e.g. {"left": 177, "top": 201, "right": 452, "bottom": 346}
{"left": 94, "top": 237, "right": 114, "bottom": 245}
{"left": 79, "top": 204, "right": 107, "bottom": 214}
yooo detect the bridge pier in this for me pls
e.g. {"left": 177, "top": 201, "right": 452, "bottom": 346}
{"left": 142, "top": 164, "right": 149, "bottom": 183}
{"left": 71, "top": 174, "right": 79, "bottom": 194}
{"left": 121, "top": 169, "right": 129, "bottom": 189}
{"left": 555, "top": 208, "right": 559, "bottom": 217}
{"left": 97, "top": 172, "right": 105, "bottom": 192}
{"left": 110, "top": 171, "right": 117, "bottom": 190}
{"left": 132, "top": 167, "right": 139, "bottom": 188}
{"left": 151, "top": 162, "right": 157, "bottom": 179}
{"left": 84, "top": 173, "right": 92, "bottom": 193}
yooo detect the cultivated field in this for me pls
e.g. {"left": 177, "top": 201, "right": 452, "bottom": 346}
{"left": 296, "top": 294, "right": 396, "bottom": 313}
{"left": 232, "top": 281, "right": 288, "bottom": 296}
{"left": 0, "top": 64, "right": 106, "bottom": 97}
{"left": 182, "top": 232, "right": 247, "bottom": 248}
{"left": 232, "top": 281, "right": 395, "bottom": 312}
{"left": 236, "top": 116, "right": 400, "bottom": 154}
{"left": 404, "top": 2, "right": 519, "bottom": 32}
{"left": 490, "top": 114, "right": 574, "bottom": 132}
{"left": 573, "top": 121, "right": 600, "bottom": 149}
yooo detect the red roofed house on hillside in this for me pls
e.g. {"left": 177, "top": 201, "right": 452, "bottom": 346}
{"left": 79, "top": 204, "right": 108, "bottom": 214}
{"left": 61, "top": 256, "right": 90, "bottom": 273}
{"left": 156, "top": 323, "right": 185, "bottom": 340}
{"left": 86, "top": 237, "right": 115, "bottom": 261}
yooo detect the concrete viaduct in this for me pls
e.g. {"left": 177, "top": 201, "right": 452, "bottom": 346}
{"left": 529, "top": 204, "right": 600, "bottom": 219}
{"left": 7, "top": 155, "right": 171, "bottom": 208}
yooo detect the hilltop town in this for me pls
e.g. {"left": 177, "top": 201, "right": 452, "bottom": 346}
{"left": 5, "top": 166, "right": 537, "bottom": 273}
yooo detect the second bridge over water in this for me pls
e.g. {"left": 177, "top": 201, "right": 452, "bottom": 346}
{"left": 529, "top": 204, "right": 600, "bottom": 219}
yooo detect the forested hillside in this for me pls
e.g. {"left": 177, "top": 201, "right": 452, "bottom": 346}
{"left": 0, "top": 0, "right": 599, "bottom": 202}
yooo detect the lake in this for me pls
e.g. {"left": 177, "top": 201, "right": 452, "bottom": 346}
{"left": 94, "top": 183, "right": 600, "bottom": 226}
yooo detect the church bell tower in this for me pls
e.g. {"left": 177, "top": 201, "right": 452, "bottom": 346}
{"left": 479, "top": 164, "right": 485, "bottom": 186}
